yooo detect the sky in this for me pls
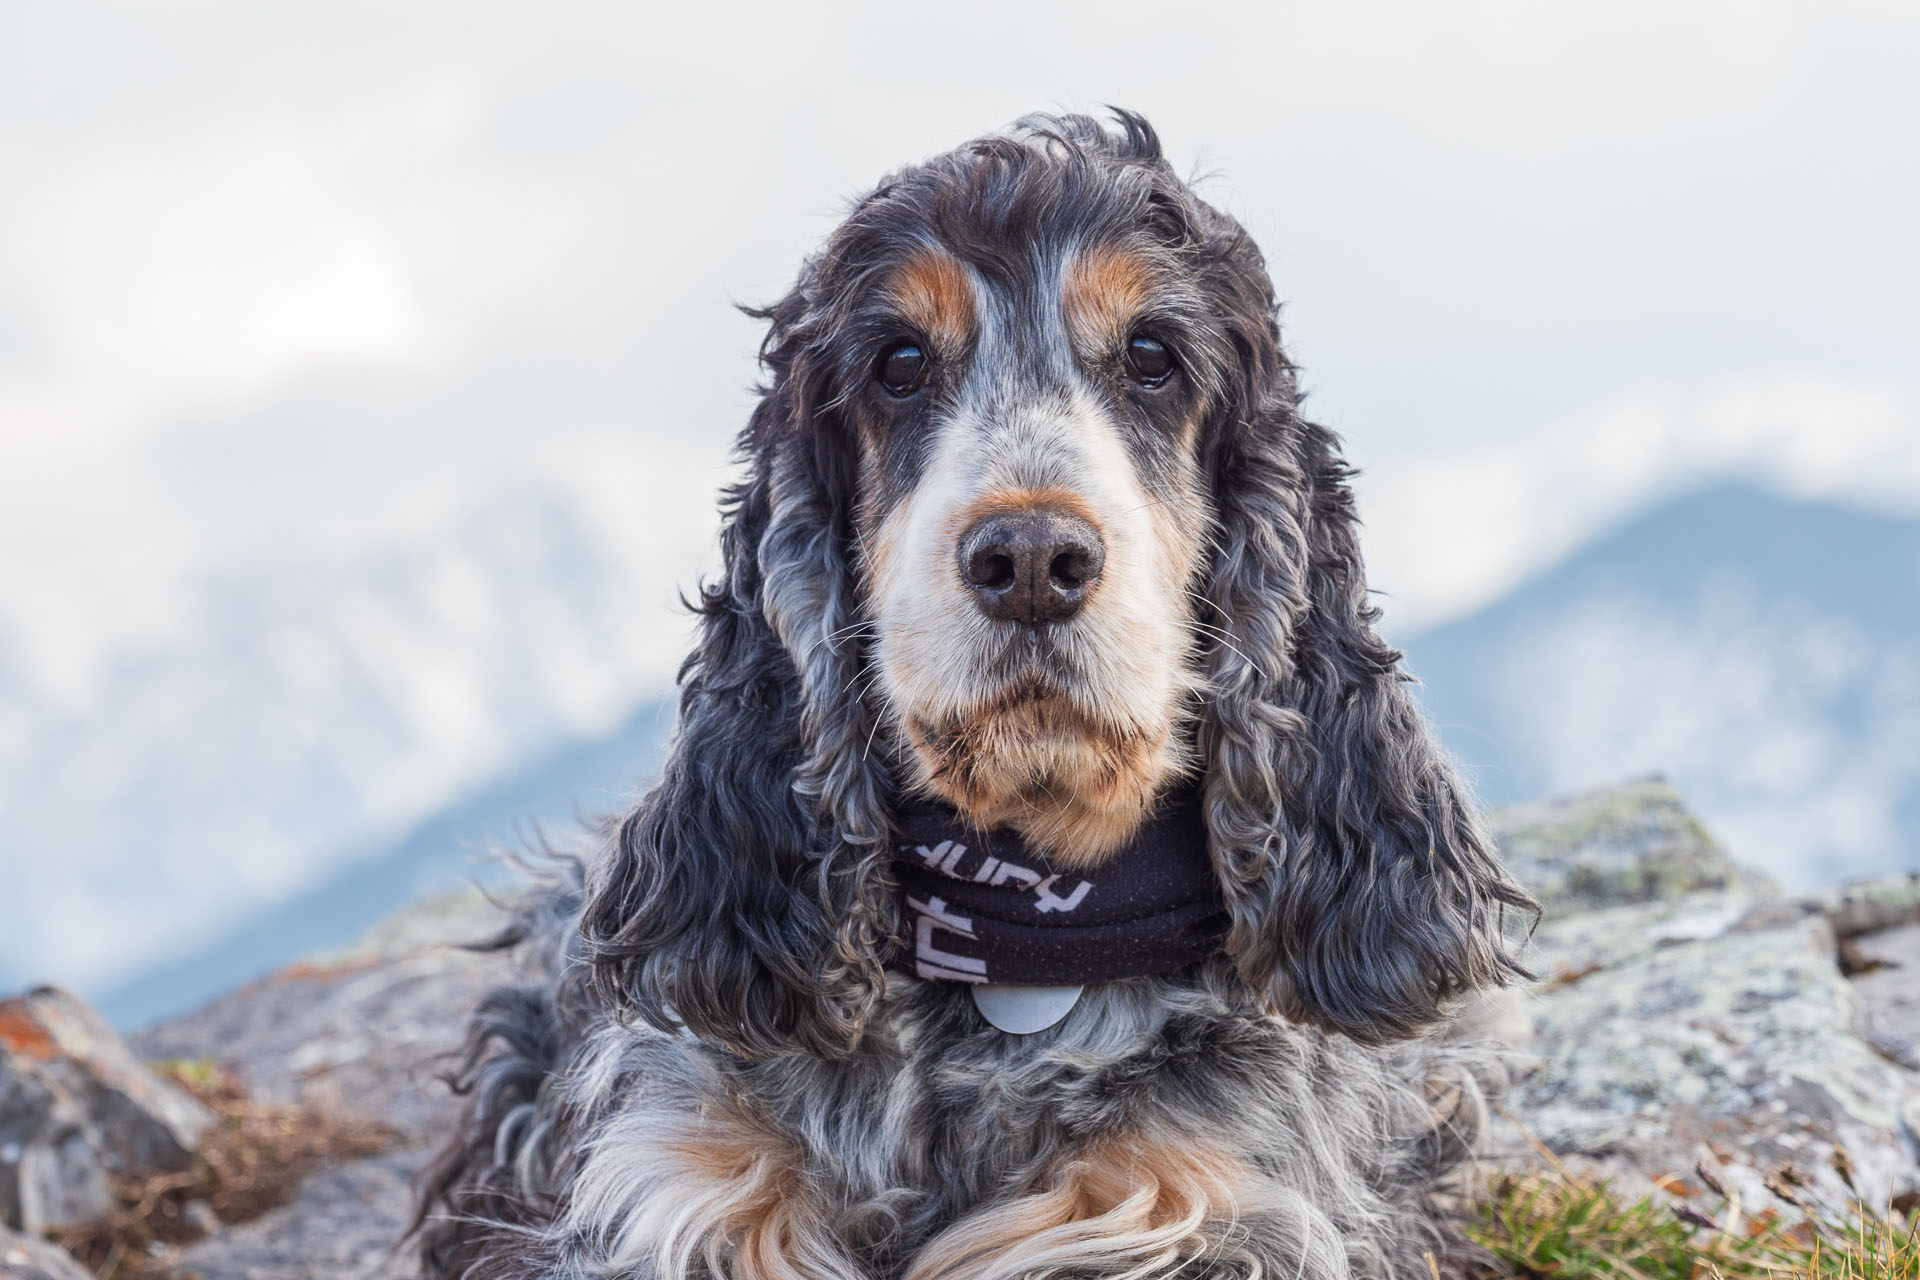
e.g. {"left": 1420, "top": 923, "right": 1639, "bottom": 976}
{"left": 2, "top": 0, "right": 1918, "bottom": 994}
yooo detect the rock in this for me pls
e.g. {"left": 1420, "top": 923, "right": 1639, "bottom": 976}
{"left": 133, "top": 891, "right": 503, "bottom": 1136}
{"left": 1849, "top": 921, "right": 1920, "bottom": 1069}
{"left": 8, "top": 990, "right": 213, "bottom": 1172}
{"left": 167, "top": 1150, "right": 422, "bottom": 1280}
{"left": 1, "top": 988, "right": 213, "bottom": 1232}
{"left": 1503, "top": 911, "right": 1920, "bottom": 1210}
{"left": 125, "top": 891, "right": 510, "bottom": 1277}
{"left": 1523, "top": 889, "right": 1759, "bottom": 982}
{"left": 1811, "top": 872, "right": 1920, "bottom": 940}
{"left": 0, "top": 1227, "right": 92, "bottom": 1280}
{"left": 1489, "top": 776, "right": 1764, "bottom": 918}
{"left": 1, "top": 891, "right": 502, "bottom": 1265}
{"left": 0, "top": 1064, "right": 112, "bottom": 1235}
{"left": 313, "top": 887, "right": 503, "bottom": 965}
{"left": 1488, "top": 777, "right": 1920, "bottom": 1211}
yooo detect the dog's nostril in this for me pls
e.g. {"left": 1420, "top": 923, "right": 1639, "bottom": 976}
{"left": 1049, "top": 550, "right": 1095, "bottom": 591}
{"left": 970, "top": 552, "right": 1018, "bottom": 592}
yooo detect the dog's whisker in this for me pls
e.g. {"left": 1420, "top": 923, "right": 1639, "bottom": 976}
{"left": 1118, "top": 492, "right": 1173, "bottom": 517}
{"left": 1190, "top": 626, "right": 1270, "bottom": 683}
{"left": 1183, "top": 587, "right": 1226, "bottom": 621}
{"left": 811, "top": 623, "right": 875, "bottom": 655}
{"left": 1179, "top": 599, "right": 1272, "bottom": 682}
{"left": 844, "top": 665, "right": 888, "bottom": 705}
{"left": 861, "top": 709, "right": 888, "bottom": 763}
{"left": 806, "top": 619, "right": 878, "bottom": 660}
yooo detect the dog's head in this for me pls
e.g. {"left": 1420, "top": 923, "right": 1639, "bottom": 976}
{"left": 584, "top": 113, "right": 1532, "bottom": 1058}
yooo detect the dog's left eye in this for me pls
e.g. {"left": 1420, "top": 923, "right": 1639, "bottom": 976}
{"left": 1124, "top": 334, "right": 1176, "bottom": 387}
{"left": 877, "top": 342, "right": 930, "bottom": 396}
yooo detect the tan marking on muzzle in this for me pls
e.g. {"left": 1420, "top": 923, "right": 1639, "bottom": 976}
{"left": 952, "top": 483, "right": 1102, "bottom": 530}
{"left": 1063, "top": 243, "right": 1155, "bottom": 353}
{"left": 887, "top": 248, "right": 975, "bottom": 353}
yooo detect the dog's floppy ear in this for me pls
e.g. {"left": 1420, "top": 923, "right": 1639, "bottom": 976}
{"left": 580, "top": 290, "right": 894, "bottom": 1060}
{"left": 1197, "top": 287, "right": 1534, "bottom": 1046}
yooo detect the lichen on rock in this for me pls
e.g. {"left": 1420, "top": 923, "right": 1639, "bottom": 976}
{"left": 1488, "top": 775, "right": 1769, "bottom": 917}
{"left": 1491, "top": 779, "right": 1920, "bottom": 1218}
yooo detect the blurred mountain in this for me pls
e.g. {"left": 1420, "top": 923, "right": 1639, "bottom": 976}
{"left": 96, "top": 694, "right": 672, "bottom": 1028}
{"left": 1402, "top": 483, "right": 1920, "bottom": 890}
{"left": 0, "top": 440, "right": 714, "bottom": 1007}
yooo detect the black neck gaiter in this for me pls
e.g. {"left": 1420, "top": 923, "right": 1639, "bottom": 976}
{"left": 889, "top": 783, "right": 1229, "bottom": 987}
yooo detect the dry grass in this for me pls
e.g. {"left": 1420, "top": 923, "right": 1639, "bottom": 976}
{"left": 1468, "top": 1163, "right": 1920, "bottom": 1280}
{"left": 48, "top": 1058, "right": 400, "bottom": 1280}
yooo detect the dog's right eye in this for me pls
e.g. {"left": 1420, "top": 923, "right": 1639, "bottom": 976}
{"left": 877, "top": 343, "right": 930, "bottom": 397}
{"left": 1123, "top": 334, "right": 1176, "bottom": 387}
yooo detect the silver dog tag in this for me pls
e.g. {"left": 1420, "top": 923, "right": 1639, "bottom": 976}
{"left": 970, "top": 983, "right": 1084, "bottom": 1034}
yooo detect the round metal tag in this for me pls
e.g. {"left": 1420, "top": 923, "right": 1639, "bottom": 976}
{"left": 970, "top": 983, "right": 1085, "bottom": 1034}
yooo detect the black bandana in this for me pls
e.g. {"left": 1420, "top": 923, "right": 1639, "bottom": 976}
{"left": 890, "top": 784, "right": 1229, "bottom": 987}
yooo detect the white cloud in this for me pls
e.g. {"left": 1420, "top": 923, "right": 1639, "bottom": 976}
{"left": 21, "top": 139, "right": 436, "bottom": 423}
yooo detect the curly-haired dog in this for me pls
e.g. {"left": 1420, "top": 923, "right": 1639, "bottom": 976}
{"left": 415, "top": 112, "right": 1535, "bottom": 1280}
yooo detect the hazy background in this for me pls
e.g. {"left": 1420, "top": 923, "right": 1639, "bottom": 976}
{"left": 3, "top": 1, "right": 1917, "bottom": 1023}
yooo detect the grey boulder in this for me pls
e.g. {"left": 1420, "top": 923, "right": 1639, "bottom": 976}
{"left": 1491, "top": 783, "right": 1920, "bottom": 1214}
{"left": 0, "top": 987, "right": 213, "bottom": 1233}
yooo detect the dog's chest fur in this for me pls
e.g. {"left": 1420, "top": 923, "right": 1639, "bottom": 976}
{"left": 558, "top": 967, "right": 1464, "bottom": 1279}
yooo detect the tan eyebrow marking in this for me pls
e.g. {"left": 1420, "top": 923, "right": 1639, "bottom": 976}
{"left": 886, "top": 248, "right": 974, "bottom": 353}
{"left": 1063, "top": 242, "right": 1155, "bottom": 353}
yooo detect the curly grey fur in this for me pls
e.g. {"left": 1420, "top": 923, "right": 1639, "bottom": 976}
{"left": 415, "top": 110, "right": 1535, "bottom": 1280}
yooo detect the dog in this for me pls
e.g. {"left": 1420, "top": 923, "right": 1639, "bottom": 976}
{"left": 414, "top": 111, "right": 1535, "bottom": 1280}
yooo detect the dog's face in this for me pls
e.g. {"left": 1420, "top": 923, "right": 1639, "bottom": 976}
{"left": 804, "top": 157, "right": 1252, "bottom": 860}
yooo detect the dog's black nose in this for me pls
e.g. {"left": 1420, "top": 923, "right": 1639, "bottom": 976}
{"left": 956, "top": 508, "right": 1106, "bottom": 624}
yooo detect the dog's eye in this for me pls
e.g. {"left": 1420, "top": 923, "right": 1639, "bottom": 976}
{"left": 1123, "top": 334, "right": 1175, "bottom": 387}
{"left": 877, "top": 342, "right": 929, "bottom": 396}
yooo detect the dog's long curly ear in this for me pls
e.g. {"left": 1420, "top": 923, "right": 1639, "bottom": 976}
{"left": 1197, "top": 258, "right": 1534, "bottom": 1047}
{"left": 579, "top": 287, "right": 894, "bottom": 1061}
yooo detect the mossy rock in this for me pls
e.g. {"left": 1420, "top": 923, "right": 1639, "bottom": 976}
{"left": 1489, "top": 776, "right": 1770, "bottom": 918}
